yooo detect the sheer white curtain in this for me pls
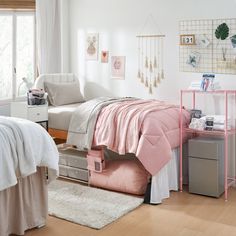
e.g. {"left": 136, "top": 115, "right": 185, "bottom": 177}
{"left": 36, "top": 0, "right": 61, "bottom": 74}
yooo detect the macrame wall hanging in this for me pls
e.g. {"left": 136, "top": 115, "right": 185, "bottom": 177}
{"left": 137, "top": 15, "right": 165, "bottom": 94}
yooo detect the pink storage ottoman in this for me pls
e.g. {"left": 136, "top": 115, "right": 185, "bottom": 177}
{"left": 89, "top": 159, "right": 150, "bottom": 195}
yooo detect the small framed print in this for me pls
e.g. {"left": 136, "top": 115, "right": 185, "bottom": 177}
{"left": 86, "top": 33, "right": 99, "bottom": 60}
{"left": 230, "top": 35, "right": 236, "bottom": 48}
{"left": 180, "top": 34, "right": 195, "bottom": 45}
{"left": 111, "top": 56, "right": 126, "bottom": 79}
{"left": 197, "top": 35, "right": 210, "bottom": 48}
{"left": 186, "top": 51, "right": 201, "bottom": 68}
{"left": 101, "top": 51, "right": 109, "bottom": 63}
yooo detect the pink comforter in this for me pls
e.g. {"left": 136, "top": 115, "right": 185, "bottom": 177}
{"left": 93, "top": 100, "right": 190, "bottom": 175}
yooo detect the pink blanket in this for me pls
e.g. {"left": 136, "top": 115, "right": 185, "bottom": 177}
{"left": 93, "top": 100, "right": 190, "bottom": 175}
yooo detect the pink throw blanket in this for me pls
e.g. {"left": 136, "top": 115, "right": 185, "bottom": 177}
{"left": 93, "top": 100, "right": 190, "bottom": 175}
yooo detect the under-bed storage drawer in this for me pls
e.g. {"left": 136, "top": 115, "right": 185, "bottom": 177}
{"left": 58, "top": 146, "right": 88, "bottom": 182}
{"left": 67, "top": 155, "right": 87, "bottom": 169}
{"left": 59, "top": 165, "right": 68, "bottom": 176}
{"left": 59, "top": 155, "right": 67, "bottom": 166}
{"left": 68, "top": 167, "right": 88, "bottom": 181}
{"left": 59, "top": 165, "right": 88, "bottom": 182}
{"left": 58, "top": 147, "right": 88, "bottom": 169}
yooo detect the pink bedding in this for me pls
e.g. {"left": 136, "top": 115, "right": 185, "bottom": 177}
{"left": 93, "top": 100, "right": 190, "bottom": 175}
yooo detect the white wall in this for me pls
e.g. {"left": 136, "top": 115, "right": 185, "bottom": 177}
{"left": 69, "top": 0, "right": 236, "bottom": 103}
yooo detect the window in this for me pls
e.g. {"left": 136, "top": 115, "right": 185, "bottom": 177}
{"left": 0, "top": 11, "right": 35, "bottom": 101}
{"left": 0, "top": 0, "right": 35, "bottom": 10}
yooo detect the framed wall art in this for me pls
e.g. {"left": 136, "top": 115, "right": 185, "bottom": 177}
{"left": 111, "top": 56, "right": 126, "bottom": 79}
{"left": 101, "top": 51, "right": 109, "bottom": 63}
{"left": 86, "top": 33, "right": 99, "bottom": 60}
{"left": 186, "top": 51, "right": 201, "bottom": 68}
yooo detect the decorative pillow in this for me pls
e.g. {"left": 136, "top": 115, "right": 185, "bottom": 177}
{"left": 89, "top": 159, "right": 150, "bottom": 195}
{"left": 44, "top": 81, "right": 84, "bottom": 106}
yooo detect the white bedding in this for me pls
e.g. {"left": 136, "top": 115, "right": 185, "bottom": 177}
{"left": 0, "top": 116, "right": 59, "bottom": 191}
{"left": 48, "top": 103, "right": 83, "bottom": 130}
{"left": 150, "top": 148, "right": 179, "bottom": 204}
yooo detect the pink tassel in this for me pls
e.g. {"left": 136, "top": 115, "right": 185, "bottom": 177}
{"left": 161, "top": 69, "right": 164, "bottom": 79}
{"left": 141, "top": 73, "right": 144, "bottom": 83}
{"left": 153, "top": 77, "right": 157, "bottom": 87}
{"left": 149, "top": 84, "right": 153, "bottom": 94}
{"left": 149, "top": 61, "right": 153, "bottom": 73}
{"left": 153, "top": 56, "right": 157, "bottom": 68}
{"left": 157, "top": 73, "right": 161, "bottom": 83}
{"left": 145, "top": 77, "right": 149, "bottom": 87}
{"left": 137, "top": 70, "right": 141, "bottom": 79}
{"left": 145, "top": 57, "right": 149, "bottom": 68}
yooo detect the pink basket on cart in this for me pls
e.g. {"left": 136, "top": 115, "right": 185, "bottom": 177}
{"left": 87, "top": 149, "right": 105, "bottom": 173}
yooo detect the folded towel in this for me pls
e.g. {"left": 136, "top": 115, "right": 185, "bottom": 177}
{"left": 189, "top": 118, "right": 205, "bottom": 130}
{"left": 213, "top": 124, "right": 231, "bottom": 131}
{"left": 201, "top": 115, "right": 231, "bottom": 125}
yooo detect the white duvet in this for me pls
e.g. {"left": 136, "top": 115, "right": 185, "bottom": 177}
{"left": 0, "top": 116, "right": 59, "bottom": 191}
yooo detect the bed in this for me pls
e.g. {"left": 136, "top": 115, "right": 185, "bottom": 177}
{"left": 48, "top": 103, "right": 83, "bottom": 135}
{"left": 34, "top": 73, "right": 81, "bottom": 140}
{"left": 0, "top": 168, "right": 47, "bottom": 236}
{"left": 0, "top": 116, "right": 59, "bottom": 236}
{"left": 34, "top": 73, "right": 190, "bottom": 204}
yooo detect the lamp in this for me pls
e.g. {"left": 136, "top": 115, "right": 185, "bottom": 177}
{"left": 17, "top": 77, "right": 33, "bottom": 96}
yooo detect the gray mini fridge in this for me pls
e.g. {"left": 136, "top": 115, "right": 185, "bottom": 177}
{"left": 188, "top": 137, "right": 224, "bottom": 197}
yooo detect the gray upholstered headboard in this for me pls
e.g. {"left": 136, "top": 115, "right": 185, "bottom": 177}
{"left": 33, "top": 73, "right": 77, "bottom": 90}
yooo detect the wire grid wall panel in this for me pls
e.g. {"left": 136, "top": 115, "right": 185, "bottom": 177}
{"left": 179, "top": 18, "right": 236, "bottom": 74}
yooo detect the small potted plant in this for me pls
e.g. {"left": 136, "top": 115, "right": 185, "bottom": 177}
{"left": 215, "top": 22, "right": 229, "bottom": 68}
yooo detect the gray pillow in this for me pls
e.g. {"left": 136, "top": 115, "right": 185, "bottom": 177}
{"left": 45, "top": 81, "right": 84, "bottom": 106}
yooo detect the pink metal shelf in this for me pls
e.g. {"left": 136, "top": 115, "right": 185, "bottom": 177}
{"left": 179, "top": 89, "right": 236, "bottom": 201}
{"left": 181, "top": 89, "right": 236, "bottom": 94}
{"left": 184, "top": 128, "right": 236, "bottom": 136}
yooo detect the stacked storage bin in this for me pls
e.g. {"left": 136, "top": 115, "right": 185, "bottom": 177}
{"left": 58, "top": 145, "right": 88, "bottom": 183}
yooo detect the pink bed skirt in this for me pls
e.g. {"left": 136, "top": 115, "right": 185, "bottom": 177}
{"left": 0, "top": 167, "right": 48, "bottom": 236}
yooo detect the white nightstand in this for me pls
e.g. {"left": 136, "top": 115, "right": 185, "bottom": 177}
{"left": 11, "top": 101, "right": 48, "bottom": 130}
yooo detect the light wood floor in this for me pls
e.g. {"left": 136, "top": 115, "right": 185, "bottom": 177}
{"left": 26, "top": 187, "right": 236, "bottom": 236}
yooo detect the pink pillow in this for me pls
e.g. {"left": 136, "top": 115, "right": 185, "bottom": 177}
{"left": 89, "top": 159, "right": 150, "bottom": 195}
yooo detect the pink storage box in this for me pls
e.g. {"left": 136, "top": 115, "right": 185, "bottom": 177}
{"left": 87, "top": 149, "right": 105, "bottom": 173}
{"left": 89, "top": 159, "right": 150, "bottom": 195}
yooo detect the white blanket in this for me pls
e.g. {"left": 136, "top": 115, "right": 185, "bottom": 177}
{"left": 0, "top": 116, "right": 59, "bottom": 191}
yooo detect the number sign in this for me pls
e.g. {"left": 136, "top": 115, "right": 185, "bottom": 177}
{"left": 180, "top": 34, "right": 195, "bottom": 45}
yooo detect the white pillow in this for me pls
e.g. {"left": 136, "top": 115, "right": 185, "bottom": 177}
{"left": 44, "top": 81, "right": 84, "bottom": 106}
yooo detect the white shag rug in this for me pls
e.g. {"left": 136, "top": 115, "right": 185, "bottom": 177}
{"left": 48, "top": 180, "right": 143, "bottom": 229}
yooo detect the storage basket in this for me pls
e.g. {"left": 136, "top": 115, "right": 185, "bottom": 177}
{"left": 27, "top": 89, "right": 46, "bottom": 105}
{"left": 87, "top": 149, "right": 105, "bottom": 172}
